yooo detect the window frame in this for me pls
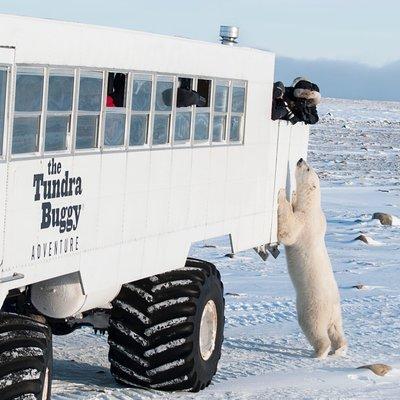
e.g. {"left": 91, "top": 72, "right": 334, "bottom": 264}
{"left": 192, "top": 77, "right": 213, "bottom": 146}
{"left": 173, "top": 75, "right": 195, "bottom": 147}
{"left": 151, "top": 74, "right": 175, "bottom": 148}
{"left": 212, "top": 79, "right": 230, "bottom": 145}
{"left": 6, "top": 63, "right": 247, "bottom": 159}
{"left": 0, "top": 65, "right": 10, "bottom": 160}
{"left": 128, "top": 72, "right": 154, "bottom": 149}
{"left": 102, "top": 70, "right": 130, "bottom": 150}
{"left": 228, "top": 80, "right": 247, "bottom": 144}
{"left": 11, "top": 66, "right": 46, "bottom": 158}
{"left": 74, "top": 68, "right": 105, "bottom": 153}
{"left": 43, "top": 68, "right": 76, "bottom": 154}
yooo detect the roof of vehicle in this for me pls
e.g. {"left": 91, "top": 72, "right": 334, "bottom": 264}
{"left": 0, "top": 13, "right": 274, "bottom": 81}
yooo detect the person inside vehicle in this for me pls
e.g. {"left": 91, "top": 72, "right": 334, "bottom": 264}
{"left": 162, "top": 78, "right": 207, "bottom": 108}
{"left": 107, "top": 73, "right": 126, "bottom": 107}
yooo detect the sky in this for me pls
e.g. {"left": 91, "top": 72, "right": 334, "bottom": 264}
{"left": 0, "top": 0, "right": 399, "bottom": 100}
{"left": 0, "top": 0, "right": 399, "bottom": 66}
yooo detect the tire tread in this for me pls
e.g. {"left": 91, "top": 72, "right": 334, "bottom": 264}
{"left": 108, "top": 258, "right": 224, "bottom": 391}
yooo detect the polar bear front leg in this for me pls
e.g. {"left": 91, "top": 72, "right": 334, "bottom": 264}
{"left": 278, "top": 188, "right": 304, "bottom": 246}
{"left": 291, "top": 190, "right": 297, "bottom": 210}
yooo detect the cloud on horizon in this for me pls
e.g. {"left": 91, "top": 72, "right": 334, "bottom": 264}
{"left": 275, "top": 57, "right": 400, "bottom": 102}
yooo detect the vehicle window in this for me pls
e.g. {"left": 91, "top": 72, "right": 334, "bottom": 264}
{"left": 45, "top": 70, "right": 74, "bottom": 152}
{"left": 14, "top": 71, "right": 44, "bottom": 112}
{"left": 104, "top": 113, "right": 125, "bottom": 146}
{"left": 194, "top": 112, "right": 210, "bottom": 141}
{"left": 155, "top": 79, "right": 173, "bottom": 112}
{"left": 212, "top": 115, "right": 226, "bottom": 143}
{"left": 45, "top": 116, "right": 70, "bottom": 151}
{"left": 212, "top": 81, "right": 229, "bottom": 143}
{"left": 214, "top": 84, "right": 229, "bottom": 113}
{"left": 197, "top": 79, "right": 211, "bottom": 108}
{"left": 174, "top": 111, "right": 191, "bottom": 142}
{"left": 78, "top": 73, "right": 102, "bottom": 112}
{"left": 75, "top": 115, "right": 99, "bottom": 149}
{"left": 106, "top": 72, "right": 127, "bottom": 108}
{"left": 104, "top": 72, "right": 127, "bottom": 147}
{"left": 130, "top": 74, "right": 152, "bottom": 147}
{"left": 229, "top": 82, "right": 246, "bottom": 142}
{"left": 12, "top": 116, "right": 40, "bottom": 154}
{"left": 76, "top": 71, "right": 103, "bottom": 150}
{"left": 152, "top": 76, "right": 173, "bottom": 145}
{"left": 174, "top": 77, "right": 193, "bottom": 143}
{"left": 130, "top": 114, "right": 148, "bottom": 146}
{"left": 231, "top": 86, "right": 245, "bottom": 113}
{"left": 0, "top": 69, "right": 7, "bottom": 155}
{"left": 12, "top": 68, "right": 44, "bottom": 154}
{"left": 229, "top": 115, "right": 242, "bottom": 142}
{"left": 132, "top": 78, "right": 152, "bottom": 112}
{"left": 47, "top": 75, "right": 74, "bottom": 112}
{"left": 194, "top": 79, "right": 212, "bottom": 143}
{"left": 153, "top": 114, "right": 170, "bottom": 145}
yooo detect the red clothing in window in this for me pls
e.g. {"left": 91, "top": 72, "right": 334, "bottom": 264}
{"left": 106, "top": 95, "right": 115, "bottom": 107}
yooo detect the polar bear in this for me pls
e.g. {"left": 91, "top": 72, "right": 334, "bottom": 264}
{"left": 278, "top": 158, "right": 347, "bottom": 359}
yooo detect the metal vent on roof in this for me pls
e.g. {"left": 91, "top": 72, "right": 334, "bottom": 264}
{"left": 219, "top": 26, "right": 239, "bottom": 46}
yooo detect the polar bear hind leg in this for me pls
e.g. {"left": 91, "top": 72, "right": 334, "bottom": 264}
{"left": 328, "top": 324, "right": 347, "bottom": 356}
{"left": 298, "top": 316, "right": 331, "bottom": 359}
{"left": 308, "top": 332, "right": 331, "bottom": 359}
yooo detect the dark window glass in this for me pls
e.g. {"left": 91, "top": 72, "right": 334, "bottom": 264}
{"left": 155, "top": 80, "right": 173, "bottom": 111}
{"left": 212, "top": 115, "right": 226, "bottom": 142}
{"left": 132, "top": 79, "right": 152, "bottom": 111}
{"left": 214, "top": 84, "right": 229, "bottom": 112}
{"left": 12, "top": 116, "right": 40, "bottom": 154}
{"left": 76, "top": 115, "right": 99, "bottom": 149}
{"left": 194, "top": 112, "right": 210, "bottom": 141}
{"left": 48, "top": 75, "right": 74, "bottom": 112}
{"left": 174, "top": 112, "right": 191, "bottom": 142}
{"left": 15, "top": 72, "right": 43, "bottom": 112}
{"left": 0, "top": 70, "right": 7, "bottom": 155}
{"left": 152, "top": 114, "right": 170, "bottom": 145}
{"left": 104, "top": 113, "right": 126, "bottom": 146}
{"left": 232, "top": 86, "right": 245, "bottom": 113}
{"left": 78, "top": 75, "right": 102, "bottom": 111}
{"left": 130, "top": 115, "right": 148, "bottom": 146}
{"left": 197, "top": 79, "right": 211, "bottom": 107}
{"left": 45, "top": 116, "right": 69, "bottom": 151}
{"left": 106, "top": 72, "right": 127, "bottom": 108}
{"left": 230, "top": 115, "right": 242, "bottom": 142}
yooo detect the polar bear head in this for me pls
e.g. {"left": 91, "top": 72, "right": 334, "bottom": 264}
{"left": 294, "top": 158, "right": 321, "bottom": 209}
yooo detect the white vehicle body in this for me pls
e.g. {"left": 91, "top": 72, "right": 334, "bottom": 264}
{"left": 0, "top": 14, "right": 308, "bottom": 317}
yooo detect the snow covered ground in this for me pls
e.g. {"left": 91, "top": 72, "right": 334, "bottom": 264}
{"left": 52, "top": 98, "right": 400, "bottom": 399}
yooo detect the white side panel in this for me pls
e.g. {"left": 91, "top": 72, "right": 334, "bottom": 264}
{"left": 0, "top": 163, "right": 6, "bottom": 271}
{"left": 0, "top": 47, "right": 13, "bottom": 275}
{"left": 269, "top": 121, "right": 309, "bottom": 244}
{"left": 3, "top": 158, "right": 81, "bottom": 282}
{"left": 0, "top": 47, "right": 14, "bottom": 64}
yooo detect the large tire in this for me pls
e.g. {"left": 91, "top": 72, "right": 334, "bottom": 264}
{"left": 108, "top": 258, "right": 224, "bottom": 392}
{"left": 0, "top": 313, "right": 52, "bottom": 400}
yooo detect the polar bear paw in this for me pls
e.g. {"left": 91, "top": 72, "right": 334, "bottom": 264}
{"left": 333, "top": 344, "right": 348, "bottom": 357}
{"left": 278, "top": 188, "right": 287, "bottom": 204}
{"left": 315, "top": 346, "right": 330, "bottom": 360}
{"left": 313, "top": 338, "right": 331, "bottom": 360}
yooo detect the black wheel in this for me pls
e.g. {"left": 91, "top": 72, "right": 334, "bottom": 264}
{"left": 108, "top": 258, "right": 224, "bottom": 392}
{"left": 0, "top": 312, "right": 52, "bottom": 400}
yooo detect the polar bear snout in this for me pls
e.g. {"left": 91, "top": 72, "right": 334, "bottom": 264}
{"left": 297, "top": 158, "right": 304, "bottom": 167}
